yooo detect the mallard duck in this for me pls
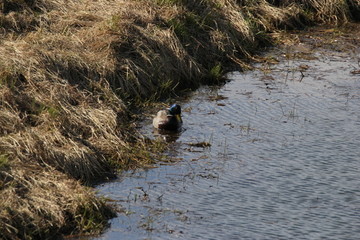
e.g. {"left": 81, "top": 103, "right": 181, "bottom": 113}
{"left": 153, "top": 104, "right": 183, "bottom": 131}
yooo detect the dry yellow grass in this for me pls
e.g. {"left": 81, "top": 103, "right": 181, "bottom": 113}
{"left": 0, "top": 0, "right": 359, "bottom": 238}
{"left": 0, "top": 159, "right": 115, "bottom": 239}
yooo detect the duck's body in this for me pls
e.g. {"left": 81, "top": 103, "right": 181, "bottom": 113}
{"left": 153, "top": 104, "right": 182, "bottom": 131}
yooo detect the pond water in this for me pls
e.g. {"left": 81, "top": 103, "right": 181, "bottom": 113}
{"left": 93, "top": 27, "right": 360, "bottom": 240}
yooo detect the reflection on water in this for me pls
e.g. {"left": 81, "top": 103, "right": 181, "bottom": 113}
{"left": 93, "top": 30, "right": 360, "bottom": 240}
{"left": 152, "top": 128, "right": 183, "bottom": 143}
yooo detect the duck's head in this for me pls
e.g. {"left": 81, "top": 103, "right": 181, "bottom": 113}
{"left": 168, "top": 104, "right": 181, "bottom": 115}
{"left": 168, "top": 104, "right": 182, "bottom": 123}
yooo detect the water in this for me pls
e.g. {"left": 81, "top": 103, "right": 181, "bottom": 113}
{"left": 93, "top": 27, "right": 360, "bottom": 240}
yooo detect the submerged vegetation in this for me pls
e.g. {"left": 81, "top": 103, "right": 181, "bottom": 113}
{"left": 0, "top": 0, "right": 359, "bottom": 238}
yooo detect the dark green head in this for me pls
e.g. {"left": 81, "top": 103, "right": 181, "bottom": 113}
{"left": 168, "top": 104, "right": 181, "bottom": 115}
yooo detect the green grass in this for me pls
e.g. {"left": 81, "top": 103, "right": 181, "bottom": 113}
{"left": 0, "top": 155, "right": 9, "bottom": 170}
{"left": 209, "top": 63, "right": 223, "bottom": 82}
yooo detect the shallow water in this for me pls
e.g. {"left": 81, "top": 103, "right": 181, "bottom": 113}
{"left": 93, "top": 28, "right": 360, "bottom": 240}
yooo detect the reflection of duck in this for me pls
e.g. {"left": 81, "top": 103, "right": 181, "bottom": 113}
{"left": 153, "top": 104, "right": 182, "bottom": 131}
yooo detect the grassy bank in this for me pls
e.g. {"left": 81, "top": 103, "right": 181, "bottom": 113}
{"left": 1, "top": 0, "right": 359, "bottom": 239}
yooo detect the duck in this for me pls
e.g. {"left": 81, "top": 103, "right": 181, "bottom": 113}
{"left": 153, "top": 104, "right": 183, "bottom": 131}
